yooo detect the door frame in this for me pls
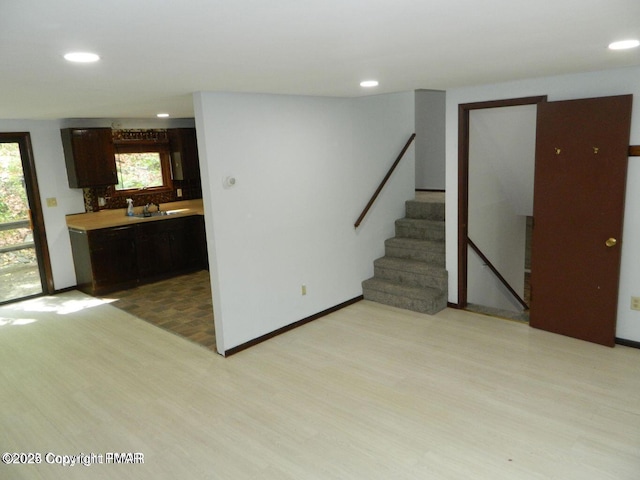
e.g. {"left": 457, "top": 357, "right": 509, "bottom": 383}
{"left": 0, "top": 132, "right": 54, "bottom": 298}
{"left": 457, "top": 96, "right": 547, "bottom": 308}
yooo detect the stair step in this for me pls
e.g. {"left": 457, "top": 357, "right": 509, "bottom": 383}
{"left": 373, "top": 256, "right": 447, "bottom": 290}
{"left": 395, "top": 218, "right": 445, "bottom": 241}
{"left": 362, "top": 278, "right": 447, "bottom": 315}
{"left": 385, "top": 237, "right": 445, "bottom": 266}
{"left": 405, "top": 200, "right": 445, "bottom": 221}
{"left": 363, "top": 194, "right": 448, "bottom": 316}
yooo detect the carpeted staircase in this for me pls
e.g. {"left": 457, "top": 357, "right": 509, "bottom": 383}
{"left": 362, "top": 196, "right": 447, "bottom": 315}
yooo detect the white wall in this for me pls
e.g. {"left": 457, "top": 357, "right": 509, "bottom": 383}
{"left": 467, "top": 106, "right": 536, "bottom": 312}
{"left": 194, "top": 91, "right": 416, "bottom": 354}
{"left": 415, "top": 90, "right": 446, "bottom": 190}
{"left": 446, "top": 65, "right": 640, "bottom": 342}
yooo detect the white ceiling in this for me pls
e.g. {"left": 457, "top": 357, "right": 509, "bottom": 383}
{"left": 1, "top": 0, "right": 639, "bottom": 120}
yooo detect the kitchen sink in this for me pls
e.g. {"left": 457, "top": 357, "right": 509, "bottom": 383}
{"left": 132, "top": 209, "right": 185, "bottom": 218}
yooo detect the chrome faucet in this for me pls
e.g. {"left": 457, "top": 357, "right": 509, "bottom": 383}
{"left": 142, "top": 203, "right": 161, "bottom": 217}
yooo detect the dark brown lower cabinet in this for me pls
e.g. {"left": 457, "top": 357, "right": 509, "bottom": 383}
{"left": 135, "top": 222, "right": 174, "bottom": 279}
{"left": 135, "top": 216, "right": 204, "bottom": 280}
{"left": 69, "top": 216, "right": 208, "bottom": 296}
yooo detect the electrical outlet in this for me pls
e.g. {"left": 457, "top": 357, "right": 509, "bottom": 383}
{"left": 176, "top": 188, "right": 183, "bottom": 197}
{"left": 631, "top": 296, "right": 640, "bottom": 311}
{"left": 301, "top": 285, "right": 307, "bottom": 296}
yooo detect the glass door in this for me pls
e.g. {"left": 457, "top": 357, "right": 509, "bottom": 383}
{"left": 0, "top": 135, "right": 51, "bottom": 303}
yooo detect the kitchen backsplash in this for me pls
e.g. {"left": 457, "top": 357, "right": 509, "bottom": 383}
{"left": 82, "top": 178, "right": 202, "bottom": 213}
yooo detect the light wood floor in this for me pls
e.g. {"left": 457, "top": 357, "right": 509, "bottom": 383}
{"left": 1, "top": 292, "right": 639, "bottom": 479}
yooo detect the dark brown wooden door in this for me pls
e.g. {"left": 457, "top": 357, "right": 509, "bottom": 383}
{"left": 530, "top": 95, "right": 632, "bottom": 346}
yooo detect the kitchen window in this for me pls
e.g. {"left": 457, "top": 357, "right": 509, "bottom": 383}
{"left": 113, "top": 143, "right": 173, "bottom": 195}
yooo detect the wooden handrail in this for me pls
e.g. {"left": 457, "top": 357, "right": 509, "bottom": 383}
{"left": 0, "top": 220, "right": 30, "bottom": 232}
{"left": 0, "top": 220, "right": 34, "bottom": 254}
{"left": 354, "top": 133, "right": 416, "bottom": 228}
{"left": 467, "top": 237, "right": 529, "bottom": 311}
{"left": 0, "top": 241, "right": 35, "bottom": 255}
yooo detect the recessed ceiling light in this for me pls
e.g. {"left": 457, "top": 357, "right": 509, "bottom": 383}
{"left": 64, "top": 52, "right": 100, "bottom": 63}
{"left": 156, "top": 113, "right": 170, "bottom": 118}
{"left": 360, "top": 80, "right": 379, "bottom": 88}
{"left": 608, "top": 39, "right": 640, "bottom": 50}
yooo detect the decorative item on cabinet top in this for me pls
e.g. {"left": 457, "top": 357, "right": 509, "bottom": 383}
{"left": 112, "top": 129, "right": 169, "bottom": 143}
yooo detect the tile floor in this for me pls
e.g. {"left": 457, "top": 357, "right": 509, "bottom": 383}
{"left": 105, "top": 269, "right": 216, "bottom": 352}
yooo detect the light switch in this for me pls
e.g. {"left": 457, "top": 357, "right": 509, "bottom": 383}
{"left": 46, "top": 197, "right": 57, "bottom": 207}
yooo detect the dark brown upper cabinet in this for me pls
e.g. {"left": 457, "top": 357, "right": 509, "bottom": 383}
{"left": 61, "top": 128, "right": 118, "bottom": 188}
{"left": 168, "top": 128, "right": 201, "bottom": 181}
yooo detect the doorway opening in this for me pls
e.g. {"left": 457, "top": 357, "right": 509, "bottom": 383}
{"left": 0, "top": 133, "right": 53, "bottom": 304}
{"left": 457, "top": 96, "right": 547, "bottom": 320}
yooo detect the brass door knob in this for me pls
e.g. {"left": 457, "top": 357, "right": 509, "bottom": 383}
{"left": 605, "top": 238, "right": 617, "bottom": 247}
